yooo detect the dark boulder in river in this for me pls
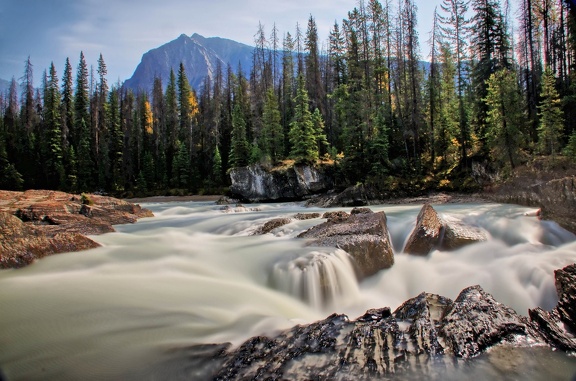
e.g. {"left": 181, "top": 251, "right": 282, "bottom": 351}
{"left": 229, "top": 164, "right": 333, "bottom": 202}
{"left": 403, "top": 203, "right": 489, "bottom": 255}
{"left": 0, "top": 190, "right": 153, "bottom": 269}
{"left": 183, "top": 264, "right": 576, "bottom": 380}
{"left": 298, "top": 207, "right": 394, "bottom": 280}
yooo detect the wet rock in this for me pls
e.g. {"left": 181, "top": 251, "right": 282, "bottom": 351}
{"left": 298, "top": 208, "right": 394, "bottom": 280}
{"left": 403, "top": 204, "right": 443, "bottom": 255}
{"left": 440, "top": 285, "right": 536, "bottom": 358}
{"left": 229, "top": 164, "right": 333, "bottom": 202}
{"left": 220, "top": 204, "right": 260, "bottom": 213}
{"left": 0, "top": 190, "right": 153, "bottom": 269}
{"left": 403, "top": 204, "right": 489, "bottom": 255}
{"left": 204, "top": 282, "right": 556, "bottom": 380}
{"left": 529, "top": 264, "right": 576, "bottom": 351}
{"left": 252, "top": 218, "right": 292, "bottom": 235}
{"left": 293, "top": 212, "right": 321, "bottom": 220}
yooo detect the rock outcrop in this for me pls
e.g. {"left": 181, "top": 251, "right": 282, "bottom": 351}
{"left": 403, "top": 203, "right": 489, "bottom": 255}
{"left": 185, "top": 264, "right": 576, "bottom": 380}
{"left": 488, "top": 176, "right": 576, "bottom": 234}
{"left": 298, "top": 207, "right": 394, "bottom": 280}
{"left": 0, "top": 190, "right": 153, "bottom": 269}
{"left": 229, "top": 164, "right": 333, "bottom": 202}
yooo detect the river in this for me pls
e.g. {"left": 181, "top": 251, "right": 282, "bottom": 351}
{"left": 1, "top": 201, "right": 576, "bottom": 380}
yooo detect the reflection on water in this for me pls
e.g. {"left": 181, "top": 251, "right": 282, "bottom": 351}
{"left": 0, "top": 201, "right": 575, "bottom": 380}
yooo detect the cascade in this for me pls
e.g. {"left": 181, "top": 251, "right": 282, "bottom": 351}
{"left": 269, "top": 249, "right": 360, "bottom": 309}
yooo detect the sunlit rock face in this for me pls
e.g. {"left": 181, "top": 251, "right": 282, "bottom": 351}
{"left": 298, "top": 207, "right": 394, "bottom": 280}
{"left": 0, "top": 190, "right": 153, "bottom": 268}
{"left": 403, "top": 203, "right": 489, "bottom": 255}
{"left": 229, "top": 164, "right": 334, "bottom": 202}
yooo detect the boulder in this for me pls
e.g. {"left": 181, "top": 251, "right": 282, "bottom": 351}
{"left": 203, "top": 282, "right": 554, "bottom": 380}
{"left": 529, "top": 264, "right": 576, "bottom": 351}
{"left": 403, "top": 204, "right": 489, "bottom": 255}
{"left": 298, "top": 207, "right": 394, "bottom": 280}
{"left": 0, "top": 212, "right": 100, "bottom": 269}
{"left": 293, "top": 212, "right": 321, "bottom": 220}
{"left": 252, "top": 218, "right": 292, "bottom": 235}
{"left": 0, "top": 190, "right": 153, "bottom": 269}
{"left": 403, "top": 203, "right": 443, "bottom": 255}
{"left": 229, "top": 164, "right": 333, "bottom": 202}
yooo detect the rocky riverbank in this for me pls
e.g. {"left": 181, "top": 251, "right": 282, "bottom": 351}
{"left": 0, "top": 190, "right": 153, "bottom": 269}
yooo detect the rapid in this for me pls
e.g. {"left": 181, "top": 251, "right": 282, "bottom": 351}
{"left": 1, "top": 200, "right": 576, "bottom": 380}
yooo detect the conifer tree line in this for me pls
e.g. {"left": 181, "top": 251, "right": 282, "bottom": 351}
{"left": 1, "top": 0, "right": 575, "bottom": 194}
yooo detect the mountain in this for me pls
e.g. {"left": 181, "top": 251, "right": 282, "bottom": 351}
{"left": 124, "top": 33, "right": 254, "bottom": 93}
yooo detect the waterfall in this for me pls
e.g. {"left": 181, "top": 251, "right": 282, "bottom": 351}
{"left": 269, "top": 249, "right": 360, "bottom": 309}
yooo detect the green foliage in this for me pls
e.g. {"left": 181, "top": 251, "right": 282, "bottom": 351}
{"left": 212, "top": 145, "right": 223, "bottom": 185}
{"left": 229, "top": 104, "right": 250, "bottom": 167}
{"left": 537, "top": 68, "right": 565, "bottom": 156}
{"left": 289, "top": 75, "right": 320, "bottom": 164}
{"left": 261, "top": 89, "right": 284, "bottom": 162}
{"left": 484, "top": 69, "right": 526, "bottom": 169}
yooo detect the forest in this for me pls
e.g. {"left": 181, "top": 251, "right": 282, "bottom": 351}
{"left": 0, "top": 0, "right": 575, "bottom": 196}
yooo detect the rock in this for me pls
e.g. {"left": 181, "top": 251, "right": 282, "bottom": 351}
{"left": 220, "top": 204, "right": 260, "bottom": 213}
{"left": 306, "top": 184, "right": 371, "bottom": 207}
{"left": 529, "top": 264, "right": 576, "bottom": 351}
{"left": 488, "top": 176, "right": 576, "bottom": 234}
{"left": 403, "top": 204, "right": 443, "bottom": 255}
{"left": 0, "top": 212, "right": 100, "bottom": 269}
{"left": 293, "top": 212, "right": 321, "bottom": 220}
{"left": 204, "top": 283, "right": 552, "bottom": 380}
{"left": 440, "top": 285, "right": 535, "bottom": 358}
{"left": 0, "top": 190, "right": 153, "bottom": 269}
{"left": 298, "top": 208, "right": 394, "bottom": 280}
{"left": 252, "top": 218, "right": 292, "bottom": 235}
{"left": 403, "top": 204, "right": 489, "bottom": 255}
{"left": 229, "top": 163, "right": 333, "bottom": 202}
{"left": 322, "top": 210, "right": 349, "bottom": 222}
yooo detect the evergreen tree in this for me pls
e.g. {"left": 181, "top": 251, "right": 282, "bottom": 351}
{"left": 537, "top": 68, "right": 565, "bottom": 156}
{"left": 289, "top": 75, "right": 318, "bottom": 163}
{"left": 108, "top": 86, "right": 123, "bottom": 191}
{"left": 76, "top": 118, "right": 94, "bottom": 191}
{"left": 74, "top": 52, "right": 90, "bottom": 150}
{"left": 43, "top": 62, "right": 65, "bottom": 188}
{"left": 212, "top": 145, "right": 223, "bottom": 185}
{"left": 484, "top": 69, "right": 525, "bottom": 169}
{"left": 261, "top": 88, "right": 284, "bottom": 162}
{"left": 229, "top": 104, "right": 250, "bottom": 167}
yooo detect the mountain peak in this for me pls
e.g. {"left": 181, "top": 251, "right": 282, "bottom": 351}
{"left": 124, "top": 33, "right": 253, "bottom": 93}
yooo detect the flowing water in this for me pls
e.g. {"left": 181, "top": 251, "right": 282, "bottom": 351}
{"left": 1, "top": 201, "right": 576, "bottom": 380}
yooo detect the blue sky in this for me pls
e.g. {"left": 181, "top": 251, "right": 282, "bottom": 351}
{"left": 0, "top": 0, "right": 466, "bottom": 86}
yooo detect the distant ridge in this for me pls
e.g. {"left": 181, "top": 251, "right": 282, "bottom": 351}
{"left": 123, "top": 33, "right": 254, "bottom": 94}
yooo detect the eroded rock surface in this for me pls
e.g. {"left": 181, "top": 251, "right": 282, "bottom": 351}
{"left": 194, "top": 271, "right": 576, "bottom": 380}
{"left": 229, "top": 164, "right": 333, "bottom": 202}
{"left": 298, "top": 207, "right": 394, "bottom": 279}
{"left": 0, "top": 190, "right": 153, "bottom": 269}
{"left": 403, "top": 203, "right": 489, "bottom": 255}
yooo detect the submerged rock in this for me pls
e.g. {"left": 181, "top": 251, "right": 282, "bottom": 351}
{"left": 298, "top": 207, "right": 394, "bottom": 280}
{"left": 403, "top": 203, "right": 489, "bottom": 255}
{"left": 0, "top": 190, "right": 153, "bottom": 269}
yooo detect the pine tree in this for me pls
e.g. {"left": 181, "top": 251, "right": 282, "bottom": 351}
{"left": 76, "top": 118, "right": 94, "bottom": 191}
{"left": 537, "top": 68, "right": 565, "bottom": 156}
{"left": 74, "top": 52, "right": 90, "bottom": 150}
{"left": 261, "top": 88, "right": 284, "bottom": 163}
{"left": 229, "top": 104, "right": 250, "bottom": 167}
{"left": 212, "top": 145, "right": 223, "bottom": 186}
{"left": 43, "top": 62, "right": 65, "bottom": 188}
{"left": 484, "top": 69, "right": 525, "bottom": 169}
{"left": 289, "top": 75, "right": 318, "bottom": 163}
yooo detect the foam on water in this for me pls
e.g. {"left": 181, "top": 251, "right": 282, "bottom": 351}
{"left": 0, "top": 200, "right": 575, "bottom": 380}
